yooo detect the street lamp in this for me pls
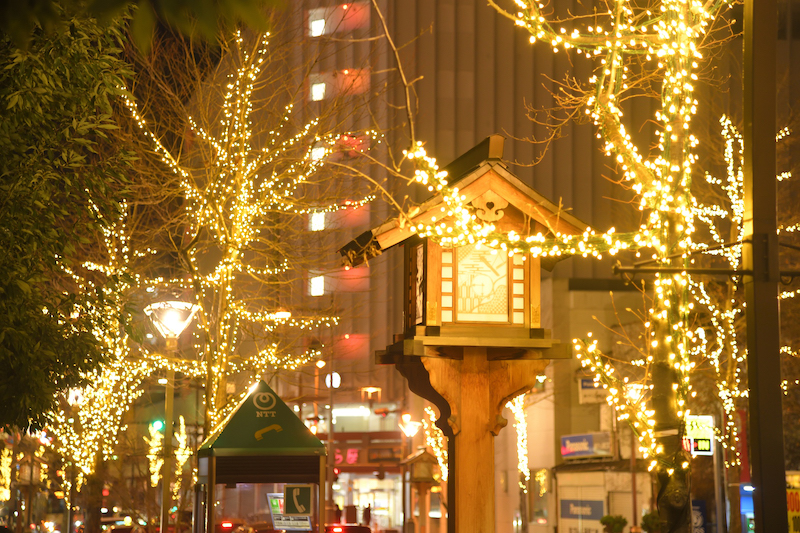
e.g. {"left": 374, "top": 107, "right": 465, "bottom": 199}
{"left": 17, "top": 454, "right": 41, "bottom": 533}
{"left": 64, "top": 390, "right": 86, "bottom": 533}
{"left": 144, "top": 300, "right": 199, "bottom": 533}
{"left": 399, "top": 414, "right": 421, "bottom": 439}
{"left": 398, "top": 415, "right": 422, "bottom": 532}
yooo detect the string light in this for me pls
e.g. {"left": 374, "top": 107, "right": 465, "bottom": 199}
{"left": 118, "top": 29, "right": 378, "bottom": 429}
{"left": 0, "top": 448, "right": 12, "bottom": 501}
{"left": 469, "top": 0, "right": 734, "bottom": 480}
{"left": 145, "top": 424, "right": 163, "bottom": 488}
{"left": 506, "top": 394, "right": 530, "bottom": 493}
{"left": 422, "top": 406, "right": 448, "bottom": 482}
{"left": 173, "top": 416, "right": 192, "bottom": 501}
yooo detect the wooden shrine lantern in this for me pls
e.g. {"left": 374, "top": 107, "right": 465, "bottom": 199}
{"left": 341, "top": 135, "right": 587, "bottom": 358}
{"left": 339, "top": 135, "right": 589, "bottom": 533}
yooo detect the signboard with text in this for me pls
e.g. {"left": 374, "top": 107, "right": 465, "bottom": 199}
{"left": 560, "top": 499, "right": 604, "bottom": 521}
{"left": 578, "top": 379, "right": 607, "bottom": 404}
{"left": 560, "top": 433, "right": 612, "bottom": 459}
{"left": 684, "top": 415, "right": 715, "bottom": 457}
{"left": 267, "top": 493, "right": 312, "bottom": 531}
{"left": 331, "top": 445, "right": 402, "bottom": 467}
{"left": 788, "top": 489, "right": 800, "bottom": 532}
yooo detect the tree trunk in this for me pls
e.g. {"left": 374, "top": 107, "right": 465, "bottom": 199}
{"left": 85, "top": 459, "right": 107, "bottom": 533}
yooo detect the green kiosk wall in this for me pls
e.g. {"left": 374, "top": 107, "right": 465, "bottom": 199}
{"left": 197, "top": 380, "right": 326, "bottom": 533}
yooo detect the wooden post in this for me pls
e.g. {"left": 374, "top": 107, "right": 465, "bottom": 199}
{"left": 420, "top": 348, "right": 549, "bottom": 533}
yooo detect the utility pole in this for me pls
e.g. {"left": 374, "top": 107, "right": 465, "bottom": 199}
{"left": 742, "top": 0, "right": 787, "bottom": 531}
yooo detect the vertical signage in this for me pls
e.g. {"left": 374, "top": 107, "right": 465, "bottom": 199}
{"left": 267, "top": 493, "right": 312, "bottom": 531}
{"left": 684, "top": 415, "right": 715, "bottom": 457}
{"left": 788, "top": 489, "right": 800, "bottom": 532}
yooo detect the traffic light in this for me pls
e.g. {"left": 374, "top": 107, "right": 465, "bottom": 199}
{"left": 150, "top": 420, "right": 164, "bottom": 431}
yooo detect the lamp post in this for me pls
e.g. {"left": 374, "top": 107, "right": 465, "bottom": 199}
{"left": 144, "top": 300, "right": 199, "bottom": 533}
{"left": 65, "top": 389, "right": 85, "bottom": 533}
{"left": 17, "top": 454, "right": 40, "bottom": 533}
{"left": 398, "top": 417, "right": 421, "bottom": 533}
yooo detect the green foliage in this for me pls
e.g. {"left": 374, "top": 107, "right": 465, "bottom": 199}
{"left": 0, "top": 0, "right": 280, "bottom": 51}
{"left": 600, "top": 514, "right": 629, "bottom": 533}
{"left": 641, "top": 511, "right": 661, "bottom": 533}
{"left": 0, "top": 9, "right": 133, "bottom": 430}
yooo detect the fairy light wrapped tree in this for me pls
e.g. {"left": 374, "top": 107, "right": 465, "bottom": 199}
{"left": 122, "top": 23, "right": 382, "bottom": 434}
{"left": 46, "top": 6, "right": 395, "bottom": 525}
{"left": 471, "top": 0, "right": 740, "bottom": 530}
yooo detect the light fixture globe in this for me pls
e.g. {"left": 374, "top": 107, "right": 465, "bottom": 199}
{"left": 144, "top": 300, "right": 200, "bottom": 339}
{"left": 399, "top": 414, "right": 422, "bottom": 438}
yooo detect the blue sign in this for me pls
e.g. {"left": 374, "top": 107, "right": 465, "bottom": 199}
{"left": 692, "top": 499, "right": 707, "bottom": 533}
{"left": 560, "top": 499, "right": 604, "bottom": 521}
{"left": 560, "top": 432, "right": 612, "bottom": 458}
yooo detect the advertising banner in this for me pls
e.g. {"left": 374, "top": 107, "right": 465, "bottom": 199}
{"left": 560, "top": 433, "right": 612, "bottom": 459}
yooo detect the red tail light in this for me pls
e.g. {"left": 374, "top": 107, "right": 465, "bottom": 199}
{"left": 333, "top": 528, "right": 343, "bottom": 532}
{"left": 221, "top": 522, "right": 233, "bottom": 529}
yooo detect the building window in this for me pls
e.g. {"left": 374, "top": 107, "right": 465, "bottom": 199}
{"left": 309, "top": 18, "right": 326, "bottom": 37}
{"left": 309, "top": 212, "right": 326, "bottom": 232}
{"left": 310, "top": 275, "right": 325, "bottom": 296}
{"left": 309, "top": 71, "right": 370, "bottom": 102}
{"left": 311, "top": 82, "right": 326, "bottom": 101}
{"left": 307, "top": 3, "right": 370, "bottom": 37}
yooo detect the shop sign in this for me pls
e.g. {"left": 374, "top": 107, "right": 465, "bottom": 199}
{"left": 578, "top": 379, "right": 606, "bottom": 404}
{"left": 560, "top": 432, "right": 612, "bottom": 459}
{"left": 684, "top": 415, "right": 714, "bottom": 457}
{"left": 788, "top": 489, "right": 800, "bottom": 532}
{"left": 560, "top": 499, "right": 604, "bottom": 521}
{"left": 267, "top": 493, "right": 312, "bottom": 531}
{"left": 333, "top": 445, "right": 402, "bottom": 466}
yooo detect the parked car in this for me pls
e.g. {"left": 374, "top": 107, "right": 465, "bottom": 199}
{"left": 216, "top": 520, "right": 246, "bottom": 533}
{"left": 108, "top": 526, "right": 146, "bottom": 533}
{"left": 324, "top": 525, "right": 370, "bottom": 533}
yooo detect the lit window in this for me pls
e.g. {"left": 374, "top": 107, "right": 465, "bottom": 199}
{"left": 310, "top": 212, "right": 326, "bottom": 231}
{"left": 310, "top": 275, "right": 325, "bottom": 296}
{"left": 310, "top": 18, "right": 326, "bottom": 37}
{"left": 325, "top": 372, "right": 341, "bottom": 389}
{"left": 311, "top": 146, "right": 326, "bottom": 161}
{"left": 311, "top": 82, "right": 326, "bottom": 101}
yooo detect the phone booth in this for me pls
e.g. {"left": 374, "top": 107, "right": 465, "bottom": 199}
{"left": 196, "top": 380, "right": 326, "bottom": 533}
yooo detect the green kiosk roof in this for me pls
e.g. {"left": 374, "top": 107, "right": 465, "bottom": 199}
{"left": 199, "top": 379, "right": 326, "bottom": 458}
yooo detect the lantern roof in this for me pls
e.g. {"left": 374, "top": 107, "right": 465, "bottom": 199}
{"left": 401, "top": 446, "right": 438, "bottom": 466}
{"left": 340, "top": 135, "right": 591, "bottom": 267}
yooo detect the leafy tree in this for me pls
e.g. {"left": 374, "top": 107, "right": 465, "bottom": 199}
{"left": 0, "top": 0, "right": 279, "bottom": 51}
{"left": 0, "top": 10, "right": 134, "bottom": 430}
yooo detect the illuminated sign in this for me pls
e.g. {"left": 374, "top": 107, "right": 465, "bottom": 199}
{"left": 684, "top": 415, "right": 715, "bottom": 457}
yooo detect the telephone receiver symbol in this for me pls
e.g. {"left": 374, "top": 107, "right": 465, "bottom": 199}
{"left": 292, "top": 488, "right": 306, "bottom": 513}
{"left": 254, "top": 424, "right": 283, "bottom": 440}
